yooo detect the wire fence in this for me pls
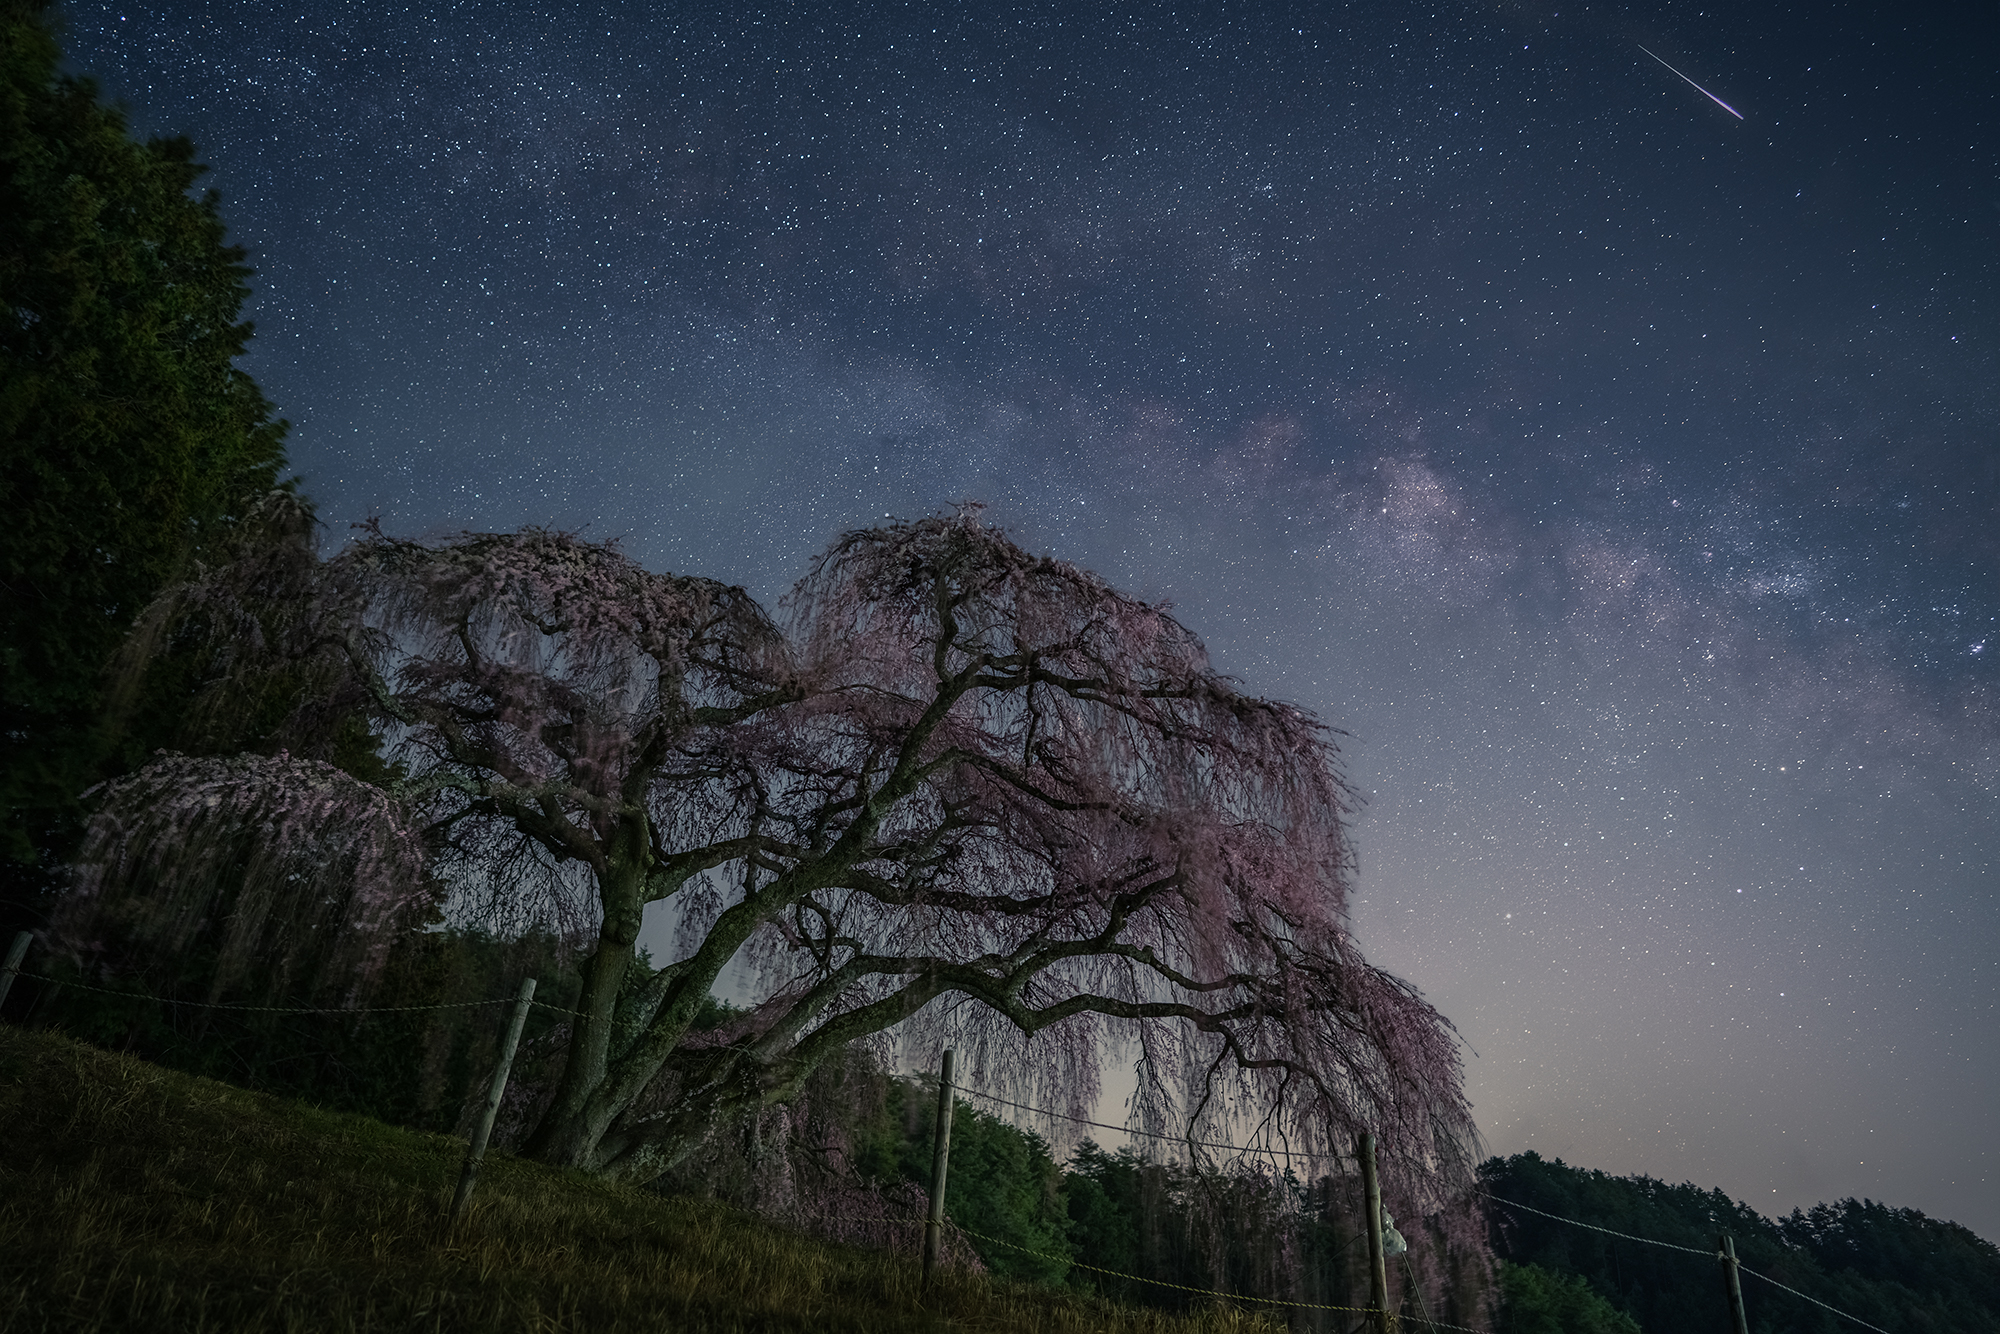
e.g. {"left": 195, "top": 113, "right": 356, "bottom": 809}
{"left": 963, "top": 1087, "right": 1324, "bottom": 1161}
{"left": 0, "top": 948, "right": 1920, "bottom": 1334}
{"left": 1481, "top": 1191, "right": 1893, "bottom": 1334}
{"left": 1736, "top": 1263, "right": 1892, "bottom": 1334}
{"left": 960, "top": 1220, "right": 1428, "bottom": 1323}
{"left": 959, "top": 1096, "right": 1906, "bottom": 1334}
{"left": 791, "top": 1210, "right": 1466, "bottom": 1330}
{"left": 1479, "top": 1192, "right": 1715, "bottom": 1257}
{"left": 7, "top": 969, "right": 587, "bottom": 1018}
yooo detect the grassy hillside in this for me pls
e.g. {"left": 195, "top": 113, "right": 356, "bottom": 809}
{"left": 0, "top": 1027, "right": 1279, "bottom": 1333}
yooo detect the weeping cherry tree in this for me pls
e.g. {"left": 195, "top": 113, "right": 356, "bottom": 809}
{"left": 60, "top": 509, "right": 1478, "bottom": 1220}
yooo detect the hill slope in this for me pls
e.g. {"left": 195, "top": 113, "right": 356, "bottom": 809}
{"left": 0, "top": 1027, "right": 1275, "bottom": 1333}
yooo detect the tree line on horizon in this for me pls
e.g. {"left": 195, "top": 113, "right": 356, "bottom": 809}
{"left": 4, "top": 5, "right": 1995, "bottom": 1332}
{"left": 1483, "top": 1151, "right": 2000, "bottom": 1334}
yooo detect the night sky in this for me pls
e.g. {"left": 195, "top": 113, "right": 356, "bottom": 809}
{"left": 62, "top": 1, "right": 1998, "bottom": 1239}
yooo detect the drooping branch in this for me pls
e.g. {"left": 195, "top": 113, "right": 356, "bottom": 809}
{"left": 79, "top": 509, "right": 1477, "bottom": 1231}
{"left": 56, "top": 751, "right": 432, "bottom": 1002}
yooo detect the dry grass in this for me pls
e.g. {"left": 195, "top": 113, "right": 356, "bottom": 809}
{"left": 0, "top": 1027, "right": 1281, "bottom": 1332}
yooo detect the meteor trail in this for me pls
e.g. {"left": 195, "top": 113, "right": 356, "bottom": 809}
{"left": 1638, "top": 44, "right": 1744, "bottom": 119}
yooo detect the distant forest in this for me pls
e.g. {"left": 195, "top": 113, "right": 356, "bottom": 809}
{"left": 1484, "top": 1151, "right": 2000, "bottom": 1334}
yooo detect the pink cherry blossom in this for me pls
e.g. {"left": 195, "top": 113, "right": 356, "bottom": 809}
{"left": 68, "top": 509, "right": 1478, "bottom": 1239}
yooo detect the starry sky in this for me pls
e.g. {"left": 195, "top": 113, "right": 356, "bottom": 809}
{"left": 61, "top": 1, "right": 1998, "bottom": 1239}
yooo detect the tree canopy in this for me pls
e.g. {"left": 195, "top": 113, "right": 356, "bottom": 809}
{"left": 1, "top": 0, "right": 290, "bottom": 905}
{"left": 57, "top": 511, "right": 1479, "bottom": 1225}
{"left": 1483, "top": 1151, "right": 2000, "bottom": 1334}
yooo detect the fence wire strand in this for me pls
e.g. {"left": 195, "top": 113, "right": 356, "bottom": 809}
{"left": 790, "top": 1212, "right": 1486, "bottom": 1330}
{"left": 1738, "top": 1262, "right": 1893, "bottom": 1334}
{"left": 1480, "top": 1191, "right": 1897, "bottom": 1333}
{"left": 949, "top": 1222, "right": 1417, "bottom": 1322}
{"left": 11, "top": 971, "right": 518, "bottom": 1014}
{"left": 952, "top": 1099, "right": 1899, "bottom": 1334}
{"left": 9, "top": 970, "right": 589, "bottom": 1018}
{"left": 1478, "top": 1192, "right": 1714, "bottom": 1256}
{"left": 960, "top": 1086, "right": 1319, "bottom": 1161}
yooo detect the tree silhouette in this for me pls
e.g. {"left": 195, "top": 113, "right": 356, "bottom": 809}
{"left": 2, "top": 0, "right": 291, "bottom": 914}
{"left": 60, "top": 510, "right": 1477, "bottom": 1218}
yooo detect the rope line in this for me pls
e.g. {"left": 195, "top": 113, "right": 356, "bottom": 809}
{"left": 1404, "top": 1252, "right": 1441, "bottom": 1333}
{"left": 959, "top": 1089, "right": 1904, "bottom": 1334}
{"left": 1738, "top": 1263, "right": 1893, "bottom": 1334}
{"left": 789, "top": 1212, "right": 1490, "bottom": 1331}
{"left": 1477, "top": 1192, "right": 1713, "bottom": 1256}
{"left": 960, "top": 1086, "right": 1321, "bottom": 1160}
{"left": 11, "top": 971, "right": 516, "bottom": 1015}
{"left": 1481, "top": 1192, "right": 1896, "bottom": 1334}
{"left": 529, "top": 1001, "right": 587, "bottom": 1017}
{"left": 777, "top": 1212, "right": 931, "bottom": 1239}
{"left": 950, "top": 1221, "right": 1399, "bottom": 1318}
{"left": 967, "top": 1091, "right": 1900, "bottom": 1334}
{"left": 11, "top": 976, "right": 588, "bottom": 1016}
{"left": 11, "top": 970, "right": 590, "bottom": 1018}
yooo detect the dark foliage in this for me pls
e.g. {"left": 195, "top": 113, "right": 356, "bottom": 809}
{"left": 1062, "top": 1142, "right": 1321, "bottom": 1314}
{"left": 1060, "top": 1142, "right": 1490, "bottom": 1332}
{"left": 1482, "top": 1152, "right": 2000, "bottom": 1334}
{"left": 646, "top": 1044, "right": 1467, "bottom": 1329}
{"left": 893, "top": 1088, "right": 1076, "bottom": 1286}
{"left": 1496, "top": 1261, "right": 1640, "bottom": 1334}
{"left": 25, "top": 927, "right": 580, "bottom": 1136}
{"left": 0, "top": 0, "right": 291, "bottom": 933}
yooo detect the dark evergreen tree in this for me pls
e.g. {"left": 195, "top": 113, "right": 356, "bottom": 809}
{"left": 0, "top": 0, "right": 291, "bottom": 938}
{"left": 1497, "top": 1261, "right": 1641, "bottom": 1334}
{"left": 1064, "top": 1141, "right": 1151, "bottom": 1298}
{"left": 897, "top": 1092, "right": 1076, "bottom": 1286}
{"left": 1483, "top": 1152, "right": 2000, "bottom": 1334}
{"left": 1777, "top": 1198, "right": 2000, "bottom": 1334}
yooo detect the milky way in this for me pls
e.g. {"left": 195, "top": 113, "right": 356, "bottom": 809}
{"left": 63, "top": 0, "right": 1998, "bottom": 1237}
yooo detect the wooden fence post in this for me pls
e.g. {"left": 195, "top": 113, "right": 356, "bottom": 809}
{"left": 0, "top": 931, "right": 29, "bottom": 1015}
{"left": 921, "top": 1050, "right": 956, "bottom": 1286}
{"left": 1359, "top": 1131, "right": 1395, "bottom": 1334}
{"left": 1719, "top": 1233, "right": 1750, "bottom": 1334}
{"left": 448, "top": 977, "right": 537, "bottom": 1228}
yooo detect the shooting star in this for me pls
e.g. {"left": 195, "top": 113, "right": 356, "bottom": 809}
{"left": 1638, "top": 44, "right": 1744, "bottom": 119}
